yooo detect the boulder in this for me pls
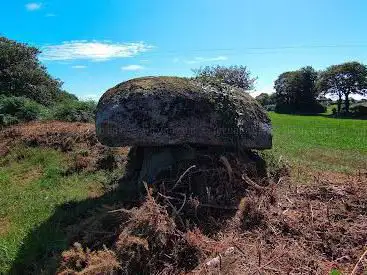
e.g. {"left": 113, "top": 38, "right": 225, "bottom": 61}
{"left": 96, "top": 76, "right": 272, "bottom": 149}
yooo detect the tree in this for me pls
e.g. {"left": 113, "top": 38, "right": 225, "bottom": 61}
{"left": 0, "top": 36, "right": 63, "bottom": 105}
{"left": 192, "top": 65, "right": 257, "bottom": 90}
{"left": 274, "top": 66, "right": 324, "bottom": 113}
{"left": 255, "top": 93, "right": 276, "bottom": 106}
{"left": 317, "top": 62, "right": 367, "bottom": 114}
{"left": 255, "top": 93, "right": 270, "bottom": 106}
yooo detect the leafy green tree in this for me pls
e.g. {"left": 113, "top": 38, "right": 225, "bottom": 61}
{"left": 0, "top": 36, "right": 62, "bottom": 105}
{"left": 255, "top": 93, "right": 276, "bottom": 106}
{"left": 317, "top": 62, "right": 367, "bottom": 113}
{"left": 193, "top": 65, "right": 257, "bottom": 90}
{"left": 255, "top": 93, "right": 270, "bottom": 106}
{"left": 274, "top": 66, "right": 324, "bottom": 113}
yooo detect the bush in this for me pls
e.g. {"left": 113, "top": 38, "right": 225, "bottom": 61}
{"left": 50, "top": 99, "right": 97, "bottom": 123}
{"left": 264, "top": 104, "right": 276, "bottom": 111}
{"left": 56, "top": 91, "right": 79, "bottom": 102}
{"left": 349, "top": 103, "right": 367, "bottom": 117}
{"left": 0, "top": 95, "right": 47, "bottom": 126}
{"left": 0, "top": 95, "right": 97, "bottom": 126}
{"left": 0, "top": 114, "right": 19, "bottom": 126}
{"left": 275, "top": 102, "right": 326, "bottom": 114}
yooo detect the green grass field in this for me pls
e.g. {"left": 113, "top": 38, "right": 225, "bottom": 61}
{"left": 269, "top": 112, "right": 367, "bottom": 172}
{"left": 0, "top": 147, "right": 119, "bottom": 273}
{"left": 0, "top": 114, "right": 366, "bottom": 273}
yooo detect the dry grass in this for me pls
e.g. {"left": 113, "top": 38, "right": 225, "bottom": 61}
{"left": 58, "top": 243, "right": 121, "bottom": 275}
{"left": 56, "top": 168, "right": 367, "bottom": 274}
{"left": 0, "top": 121, "right": 128, "bottom": 174}
{"left": 0, "top": 217, "right": 11, "bottom": 236}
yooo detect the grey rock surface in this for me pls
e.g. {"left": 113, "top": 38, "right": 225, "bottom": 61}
{"left": 96, "top": 76, "right": 272, "bottom": 149}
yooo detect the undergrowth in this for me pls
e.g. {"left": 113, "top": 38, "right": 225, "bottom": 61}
{"left": 0, "top": 145, "right": 125, "bottom": 274}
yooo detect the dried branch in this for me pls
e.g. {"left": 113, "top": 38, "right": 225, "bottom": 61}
{"left": 350, "top": 248, "right": 367, "bottom": 275}
{"left": 169, "top": 165, "right": 196, "bottom": 192}
{"left": 242, "top": 174, "right": 268, "bottom": 191}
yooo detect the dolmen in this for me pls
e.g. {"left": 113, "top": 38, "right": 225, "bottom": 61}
{"left": 96, "top": 76, "right": 272, "bottom": 191}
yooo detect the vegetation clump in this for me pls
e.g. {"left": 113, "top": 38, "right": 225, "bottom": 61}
{"left": 274, "top": 66, "right": 326, "bottom": 114}
{"left": 0, "top": 36, "right": 97, "bottom": 126}
{"left": 317, "top": 61, "right": 367, "bottom": 114}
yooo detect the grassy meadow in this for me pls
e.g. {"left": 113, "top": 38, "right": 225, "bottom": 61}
{"left": 269, "top": 112, "right": 366, "bottom": 172}
{"left": 0, "top": 113, "right": 366, "bottom": 273}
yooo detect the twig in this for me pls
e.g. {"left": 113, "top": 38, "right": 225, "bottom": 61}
{"left": 220, "top": 155, "right": 233, "bottom": 183}
{"left": 251, "top": 248, "right": 287, "bottom": 275}
{"left": 257, "top": 241, "right": 261, "bottom": 267}
{"left": 108, "top": 208, "right": 133, "bottom": 214}
{"left": 350, "top": 248, "right": 367, "bottom": 275}
{"left": 163, "top": 195, "right": 185, "bottom": 227}
{"left": 334, "top": 255, "right": 351, "bottom": 262}
{"left": 242, "top": 174, "right": 268, "bottom": 191}
{"left": 177, "top": 193, "right": 187, "bottom": 214}
{"left": 233, "top": 243, "right": 247, "bottom": 256}
{"left": 159, "top": 193, "right": 238, "bottom": 210}
{"left": 169, "top": 165, "right": 196, "bottom": 192}
{"left": 199, "top": 203, "right": 238, "bottom": 210}
{"left": 220, "top": 155, "right": 233, "bottom": 199}
{"left": 157, "top": 192, "right": 176, "bottom": 201}
{"left": 309, "top": 202, "right": 314, "bottom": 224}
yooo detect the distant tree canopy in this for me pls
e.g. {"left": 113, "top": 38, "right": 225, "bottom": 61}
{"left": 317, "top": 62, "right": 367, "bottom": 114}
{"left": 255, "top": 93, "right": 276, "bottom": 106}
{"left": 193, "top": 65, "right": 257, "bottom": 90}
{"left": 0, "top": 36, "right": 63, "bottom": 105}
{"left": 274, "top": 66, "right": 325, "bottom": 114}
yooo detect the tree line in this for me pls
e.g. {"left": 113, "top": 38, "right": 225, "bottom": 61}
{"left": 258, "top": 62, "right": 367, "bottom": 115}
{"left": 194, "top": 63, "right": 367, "bottom": 116}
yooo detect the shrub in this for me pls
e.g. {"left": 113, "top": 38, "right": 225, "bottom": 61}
{"left": 259, "top": 150, "right": 290, "bottom": 181}
{"left": 350, "top": 103, "right": 367, "bottom": 117}
{"left": 56, "top": 91, "right": 79, "bottom": 102}
{"left": 264, "top": 104, "right": 276, "bottom": 111}
{"left": 0, "top": 95, "right": 47, "bottom": 126}
{"left": 50, "top": 99, "right": 96, "bottom": 123}
{"left": 331, "top": 107, "right": 337, "bottom": 115}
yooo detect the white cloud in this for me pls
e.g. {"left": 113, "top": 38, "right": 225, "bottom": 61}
{"left": 121, "top": 64, "right": 144, "bottom": 71}
{"left": 25, "top": 3, "right": 42, "bottom": 11}
{"left": 40, "top": 41, "right": 153, "bottom": 62}
{"left": 185, "top": 56, "right": 228, "bottom": 64}
{"left": 71, "top": 65, "right": 87, "bottom": 69}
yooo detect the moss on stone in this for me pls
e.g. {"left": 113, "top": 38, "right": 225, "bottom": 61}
{"left": 99, "top": 76, "right": 196, "bottom": 104}
{"left": 98, "top": 76, "right": 268, "bottom": 122}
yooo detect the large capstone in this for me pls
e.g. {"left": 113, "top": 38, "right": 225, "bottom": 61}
{"left": 96, "top": 76, "right": 272, "bottom": 149}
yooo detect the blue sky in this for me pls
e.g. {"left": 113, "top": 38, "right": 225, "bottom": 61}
{"left": 2, "top": 0, "right": 367, "bottom": 100}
